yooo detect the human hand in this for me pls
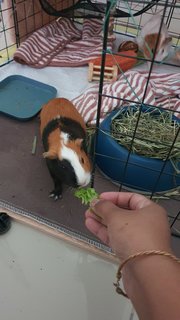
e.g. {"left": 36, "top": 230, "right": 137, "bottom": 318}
{"left": 85, "top": 192, "right": 172, "bottom": 260}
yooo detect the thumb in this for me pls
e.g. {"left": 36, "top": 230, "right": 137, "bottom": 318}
{"left": 90, "top": 198, "right": 126, "bottom": 225}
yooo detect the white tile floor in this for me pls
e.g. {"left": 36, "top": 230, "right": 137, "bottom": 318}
{"left": 0, "top": 220, "right": 134, "bottom": 320}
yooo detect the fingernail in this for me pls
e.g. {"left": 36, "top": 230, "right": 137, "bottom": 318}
{"left": 90, "top": 198, "right": 100, "bottom": 207}
{"left": 89, "top": 205, "right": 102, "bottom": 221}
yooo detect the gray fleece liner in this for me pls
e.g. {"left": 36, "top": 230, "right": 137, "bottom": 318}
{"left": 0, "top": 114, "right": 118, "bottom": 253}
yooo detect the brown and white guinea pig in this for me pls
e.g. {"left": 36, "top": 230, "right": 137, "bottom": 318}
{"left": 137, "top": 14, "right": 172, "bottom": 64}
{"left": 40, "top": 98, "right": 92, "bottom": 200}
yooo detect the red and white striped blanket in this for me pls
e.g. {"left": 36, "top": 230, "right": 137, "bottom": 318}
{"left": 72, "top": 71, "right": 180, "bottom": 125}
{"left": 14, "top": 18, "right": 115, "bottom": 68}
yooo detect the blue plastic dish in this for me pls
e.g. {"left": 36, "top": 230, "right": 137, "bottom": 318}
{"left": 0, "top": 75, "right": 57, "bottom": 120}
{"left": 96, "top": 106, "right": 180, "bottom": 193}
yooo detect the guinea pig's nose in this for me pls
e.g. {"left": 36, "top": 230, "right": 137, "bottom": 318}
{"left": 80, "top": 173, "right": 91, "bottom": 187}
{"left": 81, "top": 182, "right": 87, "bottom": 187}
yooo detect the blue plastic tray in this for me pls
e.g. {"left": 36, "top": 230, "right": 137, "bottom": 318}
{"left": 0, "top": 75, "right": 57, "bottom": 120}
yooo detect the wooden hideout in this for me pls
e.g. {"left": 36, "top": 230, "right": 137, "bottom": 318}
{"left": 88, "top": 62, "right": 118, "bottom": 82}
{"left": 88, "top": 50, "right": 137, "bottom": 82}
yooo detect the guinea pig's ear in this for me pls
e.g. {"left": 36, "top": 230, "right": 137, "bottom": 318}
{"left": 143, "top": 34, "right": 159, "bottom": 57}
{"left": 162, "top": 36, "right": 172, "bottom": 46}
{"left": 74, "top": 138, "right": 83, "bottom": 147}
{"left": 43, "top": 149, "right": 57, "bottom": 159}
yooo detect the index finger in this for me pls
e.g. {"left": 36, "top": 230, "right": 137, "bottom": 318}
{"left": 99, "top": 192, "right": 152, "bottom": 210}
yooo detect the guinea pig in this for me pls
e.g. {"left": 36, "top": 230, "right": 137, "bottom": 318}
{"left": 137, "top": 14, "right": 172, "bottom": 64}
{"left": 40, "top": 98, "right": 92, "bottom": 200}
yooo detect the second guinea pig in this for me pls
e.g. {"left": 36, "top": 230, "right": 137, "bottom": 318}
{"left": 40, "top": 98, "right": 92, "bottom": 200}
{"left": 137, "top": 14, "right": 172, "bottom": 63}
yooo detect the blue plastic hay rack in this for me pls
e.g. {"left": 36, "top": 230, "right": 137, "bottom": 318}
{"left": 0, "top": 75, "right": 57, "bottom": 120}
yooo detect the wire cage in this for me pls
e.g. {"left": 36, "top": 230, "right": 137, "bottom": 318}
{"left": 92, "top": 0, "right": 180, "bottom": 238}
{"left": 0, "top": 0, "right": 62, "bottom": 65}
{"left": 0, "top": 0, "right": 179, "bottom": 243}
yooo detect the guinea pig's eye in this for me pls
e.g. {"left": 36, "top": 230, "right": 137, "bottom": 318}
{"left": 81, "top": 157, "right": 84, "bottom": 164}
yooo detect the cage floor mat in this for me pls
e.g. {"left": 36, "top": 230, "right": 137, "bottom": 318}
{"left": 0, "top": 114, "right": 120, "bottom": 259}
{"left": 0, "top": 115, "right": 179, "bottom": 258}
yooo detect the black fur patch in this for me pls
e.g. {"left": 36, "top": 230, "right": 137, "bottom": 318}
{"left": 42, "top": 117, "right": 87, "bottom": 152}
{"left": 46, "top": 157, "right": 78, "bottom": 189}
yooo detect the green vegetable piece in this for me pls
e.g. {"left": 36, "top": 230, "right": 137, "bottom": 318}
{"left": 74, "top": 187, "right": 98, "bottom": 205}
{"left": 32, "top": 135, "right": 37, "bottom": 155}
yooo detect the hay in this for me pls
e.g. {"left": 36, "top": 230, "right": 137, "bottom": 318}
{"left": 111, "top": 106, "right": 180, "bottom": 162}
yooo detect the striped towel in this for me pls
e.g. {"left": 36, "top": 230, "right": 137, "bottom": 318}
{"left": 14, "top": 18, "right": 115, "bottom": 68}
{"left": 72, "top": 71, "right": 180, "bottom": 125}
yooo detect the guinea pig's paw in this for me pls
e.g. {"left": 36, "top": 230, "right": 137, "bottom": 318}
{"left": 43, "top": 152, "right": 49, "bottom": 158}
{"left": 49, "top": 190, "right": 62, "bottom": 201}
